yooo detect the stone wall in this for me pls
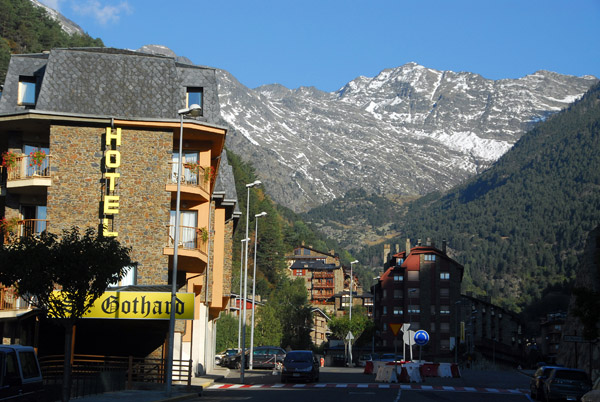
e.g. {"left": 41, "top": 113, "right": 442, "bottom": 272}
{"left": 48, "top": 123, "right": 172, "bottom": 285}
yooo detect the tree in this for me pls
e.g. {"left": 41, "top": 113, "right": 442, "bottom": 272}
{"left": 328, "top": 306, "right": 373, "bottom": 364}
{"left": 0, "top": 227, "right": 133, "bottom": 402}
{"left": 215, "top": 313, "right": 241, "bottom": 352}
{"left": 254, "top": 303, "right": 283, "bottom": 347}
{"left": 269, "top": 278, "right": 313, "bottom": 349}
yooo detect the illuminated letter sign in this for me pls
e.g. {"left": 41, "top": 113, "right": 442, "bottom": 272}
{"left": 102, "top": 127, "right": 121, "bottom": 237}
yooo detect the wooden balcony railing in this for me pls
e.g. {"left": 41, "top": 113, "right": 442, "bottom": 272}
{"left": 167, "top": 225, "right": 208, "bottom": 254}
{"left": 6, "top": 155, "right": 52, "bottom": 181}
{"left": 313, "top": 271, "right": 334, "bottom": 279}
{"left": 167, "top": 162, "right": 210, "bottom": 193}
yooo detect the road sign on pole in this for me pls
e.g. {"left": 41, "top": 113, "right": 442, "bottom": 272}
{"left": 414, "top": 330, "right": 430, "bottom": 346}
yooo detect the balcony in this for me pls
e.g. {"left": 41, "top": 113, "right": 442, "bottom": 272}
{"left": 165, "top": 162, "right": 210, "bottom": 201}
{"left": 312, "top": 271, "right": 334, "bottom": 279}
{"left": 4, "top": 154, "right": 52, "bottom": 193}
{"left": 2, "top": 219, "right": 48, "bottom": 244}
{"left": 163, "top": 224, "right": 208, "bottom": 271}
{"left": 0, "top": 286, "right": 32, "bottom": 318}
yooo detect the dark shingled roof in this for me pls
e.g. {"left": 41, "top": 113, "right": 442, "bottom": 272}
{"left": 213, "top": 151, "right": 241, "bottom": 220}
{"left": 290, "top": 260, "right": 337, "bottom": 271}
{"left": 0, "top": 47, "right": 221, "bottom": 123}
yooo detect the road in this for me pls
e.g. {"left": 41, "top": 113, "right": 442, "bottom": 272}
{"left": 188, "top": 366, "right": 533, "bottom": 402}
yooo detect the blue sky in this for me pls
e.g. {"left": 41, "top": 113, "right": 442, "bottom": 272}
{"left": 40, "top": 0, "right": 600, "bottom": 92}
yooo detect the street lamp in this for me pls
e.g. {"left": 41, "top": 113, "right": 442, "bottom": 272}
{"left": 249, "top": 211, "right": 267, "bottom": 369}
{"left": 349, "top": 260, "right": 358, "bottom": 320}
{"left": 166, "top": 104, "right": 202, "bottom": 397}
{"left": 240, "top": 180, "right": 261, "bottom": 383}
{"left": 238, "top": 238, "right": 249, "bottom": 351}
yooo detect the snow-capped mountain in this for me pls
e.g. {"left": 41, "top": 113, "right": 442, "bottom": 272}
{"left": 218, "top": 64, "right": 597, "bottom": 212}
{"left": 29, "top": 0, "right": 86, "bottom": 36}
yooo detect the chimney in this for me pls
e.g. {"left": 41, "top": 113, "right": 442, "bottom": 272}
{"left": 395, "top": 244, "right": 399, "bottom": 253}
{"left": 417, "top": 238, "right": 422, "bottom": 246}
{"left": 426, "top": 237, "right": 431, "bottom": 246}
{"left": 442, "top": 239, "right": 447, "bottom": 254}
{"left": 405, "top": 238, "right": 411, "bottom": 255}
{"left": 383, "top": 244, "right": 391, "bottom": 264}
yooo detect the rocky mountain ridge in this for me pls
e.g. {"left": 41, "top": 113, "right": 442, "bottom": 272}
{"left": 218, "top": 64, "right": 597, "bottom": 212}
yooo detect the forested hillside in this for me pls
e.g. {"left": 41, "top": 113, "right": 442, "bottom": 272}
{"left": 357, "top": 82, "right": 600, "bottom": 311}
{"left": 0, "top": 0, "right": 103, "bottom": 85}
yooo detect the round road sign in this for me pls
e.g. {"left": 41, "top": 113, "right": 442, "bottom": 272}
{"left": 414, "top": 330, "right": 429, "bottom": 346}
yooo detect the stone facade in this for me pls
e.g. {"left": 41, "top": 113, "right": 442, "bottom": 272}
{"left": 48, "top": 124, "right": 172, "bottom": 285}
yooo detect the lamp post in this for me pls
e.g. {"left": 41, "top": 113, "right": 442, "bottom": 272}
{"left": 407, "top": 288, "right": 417, "bottom": 361}
{"left": 249, "top": 212, "right": 267, "bottom": 369}
{"left": 240, "top": 180, "right": 261, "bottom": 383}
{"left": 166, "top": 104, "right": 202, "bottom": 397}
{"left": 454, "top": 300, "right": 462, "bottom": 364}
{"left": 349, "top": 260, "right": 358, "bottom": 320}
{"left": 238, "top": 238, "right": 249, "bottom": 351}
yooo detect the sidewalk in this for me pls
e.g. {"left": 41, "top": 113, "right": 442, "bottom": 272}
{"left": 68, "top": 367, "right": 230, "bottom": 402}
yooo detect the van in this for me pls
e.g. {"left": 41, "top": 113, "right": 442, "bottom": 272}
{"left": 0, "top": 345, "right": 45, "bottom": 401}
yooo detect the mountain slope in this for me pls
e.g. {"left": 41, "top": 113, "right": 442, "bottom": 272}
{"left": 218, "top": 64, "right": 597, "bottom": 212}
{"left": 360, "top": 81, "right": 600, "bottom": 309}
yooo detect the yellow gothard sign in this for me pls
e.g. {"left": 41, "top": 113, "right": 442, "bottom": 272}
{"left": 51, "top": 291, "right": 195, "bottom": 320}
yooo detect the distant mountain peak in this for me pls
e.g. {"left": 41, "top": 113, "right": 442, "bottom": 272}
{"left": 29, "top": 0, "right": 85, "bottom": 36}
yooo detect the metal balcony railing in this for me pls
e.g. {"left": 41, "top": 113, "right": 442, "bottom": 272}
{"left": 166, "top": 225, "right": 208, "bottom": 255}
{"left": 167, "top": 162, "right": 210, "bottom": 193}
{"left": 0, "top": 286, "right": 31, "bottom": 311}
{"left": 6, "top": 155, "right": 52, "bottom": 181}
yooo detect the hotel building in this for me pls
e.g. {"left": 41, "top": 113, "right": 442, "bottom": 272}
{"left": 0, "top": 48, "right": 239, "bottom": 374}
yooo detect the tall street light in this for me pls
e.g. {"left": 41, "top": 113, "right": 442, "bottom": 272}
{"left": 166, "top": 104, "right": 202, "bottom": 397}
{"left": 249, "top": 211, "right": 267, "bottom": 369}
{"left": 238, "top": 238, "right": 249, "bottom": 351}
{"left": 240, "top": 180, "right": 261, "bottom": 383}
{"left": 349, "top": 260, "right": 358, "bottom": 320}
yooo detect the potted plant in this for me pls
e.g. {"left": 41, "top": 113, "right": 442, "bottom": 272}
{"left": 183, "top": 161, "right": 201, "bottom": 173}
{"left": 1, "top": 151, "right": 19, "bottom": 170}
{"left": 198, "top": 227, "right": 209, "bottom": 243}
{"left": 29, "top": 150, "right": 46, "bottom": 168}
{"left": 204, "top": 166, "right": 216, "bottom": 184}
{"left": 0, "top": 217, "right": 20, "bottom": 244}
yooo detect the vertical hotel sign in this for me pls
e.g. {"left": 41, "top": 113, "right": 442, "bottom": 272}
{"left": 103, "top": 127, "right": 120, "bottom": 237}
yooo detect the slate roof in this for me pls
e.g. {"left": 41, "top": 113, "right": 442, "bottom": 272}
{"left": 213, "top": 151, "right": 241, "bottom": 221}
{"left": 0, "top": 47, "right": 221, "bottom": 123}
{"left": 290, "top": 259, "right": 337, "bottom": 271}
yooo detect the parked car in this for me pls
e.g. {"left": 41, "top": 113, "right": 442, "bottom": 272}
{"left": 357, "top": 353, "right": 374, "bottom": 367}
{"left": 0, "top": 345, "right": 45, "bottom": 402}
{"left": 225, "top": 346, "right": 286, "bottom": 369}
{"left": 582, "top": 377, "right": 600, "bottom": 402}
{"left": 541, "top": 367, "right": 592, "bottom": 402}
{"left": 378, "top": 353, "right": 403, "bottom": 362}
{"left": 530, "top": 365, "right": 561, "bottom": 400}
{"left": 281, "top": 350, "right": 319, "bottom": 383}
{"left": 215, "top": 349, "right": 239, "bottom": 366}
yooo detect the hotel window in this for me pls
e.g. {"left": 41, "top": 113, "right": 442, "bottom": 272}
{"left": 407, "top": 271, "right": 419, "bottom": 281}
{"left": 440, "top": 323, "right": 450, "bottom": 333}
{"left": 440, "top": 272, "right": 450, "bottom": 280}
{"left": 407, "top": 307, "right": 420, "bottom": 314}
{"left": 393, "top": 289, "right": 402, "bottom": 298}
{"left": 186, "top": 87, "right": 203, "bottom": 111}
{"left": 393, "top": 307, "right": 403, "bottom": 315}
{"left": 393, "top": 274, "right": 403, "bottom": 281}
{"left": 18, "top": 76, "right": 37, "bottom": 105}
{"left": 169, "top": 210, "right": 198, "bottom": 249}
{"left": 424, "top": 254, "right": 436, "bottom": 261}
{"left": 440, "top": 305, "right": 450, "bottom": 314}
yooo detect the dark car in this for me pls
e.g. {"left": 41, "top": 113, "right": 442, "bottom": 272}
{"left": 542, "top": 367, "right": 592, "bottom": 402}
{"left": 225, "top": 346, "right": 286, "bottom": 369}
{"left": 281, "top": 350, "right": 319, "bottom": 383}
{"left": 215, "top": 348, "right": 239, "bottom": 366}
{"left": 0, "top": 345, "right": 45, "bottom": 402}
{"left": 531, "top": 365, "right": 561, "bottom": 400}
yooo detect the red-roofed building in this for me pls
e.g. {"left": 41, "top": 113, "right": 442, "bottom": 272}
{"left": 372, "top": 239, "right": 463, "bottom": 358}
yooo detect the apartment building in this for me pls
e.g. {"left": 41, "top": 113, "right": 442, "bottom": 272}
{"left": 0, "top": 48, "right": 239, "bottom": 373}
{"left": 372, "top": 239, "right": 463, "bottom": 358}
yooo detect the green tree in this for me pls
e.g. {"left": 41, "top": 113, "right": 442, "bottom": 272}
{"left": 215, "top": 313, "right": 241, "bottom": 352}
{"left": 0, "top": 227, "right": 133, "bottom": 402}
{"left": 254, "top": 303, "right": 283, "bottom": 346}
{"left": 269, "top": 278, "right": 313, "bottom": 349}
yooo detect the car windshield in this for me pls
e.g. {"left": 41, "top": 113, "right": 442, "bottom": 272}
{"left": 284, "top": 352, "right": 311, "bottom": 363}
{"left": 554, "top": 370, "right": 588, "bottom": 381}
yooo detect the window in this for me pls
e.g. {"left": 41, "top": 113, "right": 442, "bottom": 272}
{"left": 430, "top": 323, "right": 436, "bottom": 332}
{"left": 393, "top": 307, "right": 403, "bottom": 315}
{"left": 407, "top": 307, "right": 420, "bottom": 314}
{"left": 407, "top": 271, "right": 419, "bottom": 281}
{"left": 393, "top": 289, "right": 402, "bottom": 299}
{"left": 440, "top": 272, "right": 450, "bottom": 280}
{"left": 396, "top": 258, "right": 404, "bottom": 266}
{"left": 383, "top": 289, "right": 387, "bottom": 298}
{"left": 383, "top": 306, "right": 387, "bottom": 315}
{"left": 303, "top": 248, "right": 310, "bottom": 255}
{"left": 408, "top": 288, "right": 419, "bottom": 298}
{"left": 440, "top": 339, "right": 450, "bottom": 350}
{"left": 424, "top": 254, "right": 436, "bottom": 261}
{"left": 294, "top": 269, "right": 304, "bottom": 276}
{"left": 440, "top": 323, "right": 450, "bottom": 333}
{"left": 393, "top": 274, "right": 403, "bottom": 281}
{"left": 382, "top": 323, "right": 387, "bottom": 332}
{"left": 440, "top": 288, "right": 450, "bottom": 297}
{"left": 431, "top": 305, "right": 436, "bottom": 315}
{"left": 18, "top": 76, "right": 36, "bottom": 105}
{"left": 440, "top": 305, "right": 450, "bottom": 314}
{"left": 170, "top": 210, "right": 198, "bottom": 249}
{"left": 186, "top": 87, "right": 203, "bottom": 111}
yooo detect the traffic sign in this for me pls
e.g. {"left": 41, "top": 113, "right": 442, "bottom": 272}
{"left": 390, "top": 323, "right": 402, "bottom": 337}
{"left": 402, "top": 330, "right": 416, "bottom": 345}
{"left": 345, "top": 331, "right": 354, "bottom": 341}
{"left": 414, "top": 330, "right": 430, "bottom": 346}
